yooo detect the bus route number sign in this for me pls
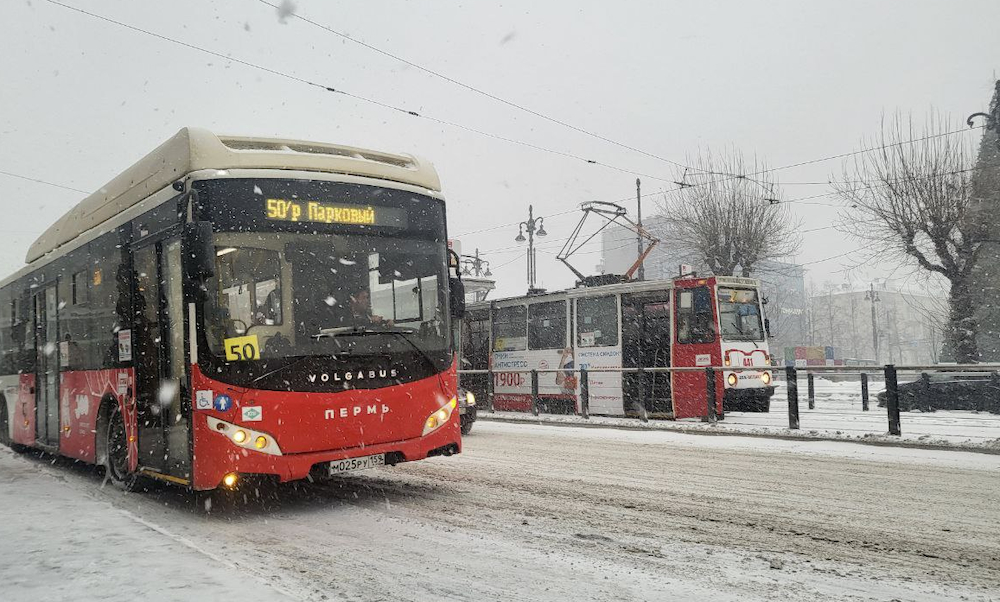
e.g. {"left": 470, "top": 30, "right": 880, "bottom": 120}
{"left": 224, "top": 334, "right": 260, "bottom": 361}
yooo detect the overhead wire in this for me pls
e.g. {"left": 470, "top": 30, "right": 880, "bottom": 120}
{"left": 253, "top": 0, "right": 697, "bottom": 172}
{"left": 40, "top": 0, "right": 680, "bottom": 185}
{"left": 0, "top": 169, "right": 89, "bottom": 194}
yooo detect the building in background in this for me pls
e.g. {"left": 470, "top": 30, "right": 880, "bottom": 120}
{"left": 806, "top": 284, "right": 945, "bottom": 365}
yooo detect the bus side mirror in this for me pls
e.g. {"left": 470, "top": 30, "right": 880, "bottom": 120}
{"left": 183, "top": 221, "right": 215, "bottom": 281}
{"left": 450, "top": 277, "right": 466, "bottom": 319}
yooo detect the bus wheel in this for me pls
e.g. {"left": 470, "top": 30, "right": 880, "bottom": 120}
{"left": 105, "top": 406, "right": 139, "bottom": 492}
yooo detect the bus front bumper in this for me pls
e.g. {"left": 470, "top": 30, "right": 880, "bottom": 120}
{"left": 193, "top": 418, "right": 461, "bottom": 491}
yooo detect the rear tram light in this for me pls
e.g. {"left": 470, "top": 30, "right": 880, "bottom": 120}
{"left": 422, "top": 397, "right": 458, "bottom": 436}
{"left": 206, "top": 417, "right": 283, "bottom": 456}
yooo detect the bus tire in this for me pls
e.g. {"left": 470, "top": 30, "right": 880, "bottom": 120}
{"left": 104, "top": 404, "right": 140, "bottom": 492}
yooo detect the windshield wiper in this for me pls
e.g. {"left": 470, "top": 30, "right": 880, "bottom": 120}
{"left": 312, "top": 325, "right": 438, "bottom": 374}
{"left": 311, "top": 325, "right": 416, "bottom": 339}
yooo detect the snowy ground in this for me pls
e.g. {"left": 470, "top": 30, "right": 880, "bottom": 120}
{"left": 2, "top": 420, "right": 999, "bottom": 601}
{"left": 486, "top": 377, "right": 1000, "bottom": 452}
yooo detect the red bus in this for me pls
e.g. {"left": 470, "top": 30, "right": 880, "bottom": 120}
{"left": 0, "top": 128, "right": 465, "bottom": 491}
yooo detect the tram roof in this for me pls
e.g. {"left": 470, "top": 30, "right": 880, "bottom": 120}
{"left": 26, "top": 127, "right": 440, "bottom": 264}
{"left": 468, "top": 275, "right": 763, "bottom": 311}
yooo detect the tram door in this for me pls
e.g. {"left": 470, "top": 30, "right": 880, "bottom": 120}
{"left": 622, "top": 293, "right": 672, "bottom": 415}
{"left": 34, "top": 286, "right": 59, "bottom": 448}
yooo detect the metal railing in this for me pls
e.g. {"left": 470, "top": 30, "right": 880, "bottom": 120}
{"left": 458, "top": 363, "right": 1000, "bottom": 437}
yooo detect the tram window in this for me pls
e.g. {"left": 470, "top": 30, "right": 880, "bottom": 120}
{"left": 676, "top": 286, "right": 716, "bottom": 344}
{"left": 528, "top": 301, "right": 567, "bottom": 350}
{"left": 576, "top": 295, "right": 618, "bottom": 347}
{"left": 493, "top": 305, "right": 527, "bottom": 351}
{"left": 462, "top": 309, "right": 490, "bottom": 369}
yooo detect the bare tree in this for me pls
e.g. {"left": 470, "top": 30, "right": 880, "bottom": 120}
{"left": 833, "top": 112, "right": 987, "bottom": 363}
{"left": 658, "top": 149, "right": 800, "bottom": 277}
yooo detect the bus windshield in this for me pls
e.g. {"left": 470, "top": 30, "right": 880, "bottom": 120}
{"left": 717, "top": 287, "right": 764, "bottom": 341}
{"left": 196, "top": 178, "right": 449, "bottom": 363}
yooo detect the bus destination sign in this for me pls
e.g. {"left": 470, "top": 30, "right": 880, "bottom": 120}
{"left": 265, "top": 198, "right": 406, "bottom": 228}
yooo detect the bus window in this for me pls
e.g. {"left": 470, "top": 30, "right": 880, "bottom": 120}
{"left": 576, "top": 295, "right": 618, "bottom": 347}
{"left": 676, "top": 287, "right": 715, "bottom": 344}
{"left": 718, "top": 288, "right": 763, "bottom": 341}
{"left": 493, "top": 305, "right": 527, "bottom": 351}
{"left": 215, "top": 246, "right": 283, "bottom": 332}
{"left": 528, "top": 301, "right": 567, "bottom": 350}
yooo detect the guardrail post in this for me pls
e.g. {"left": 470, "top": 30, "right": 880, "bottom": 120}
{"left": 860, "top": 372, "right": 869, "bottom": 411}
{"left": 487, "top": 366, "right": 495, "bottom": 413}
{"left": 580, "top": 368, "right": 589, "bottom": 419}
{"left": 885, "top": 364, "right": 901, "bottom": 436}
{"left": 530, "top": 370, "right": 539, "bottom": 416}
{"left": 920, "top": 372, "right": 932, "bottom": 413}
{"left": 991, "top": 371, "right": 1000, "bottom": 414}
{"left": 785, "top": 366, "right": 800, "bottom": 430}
{"left": 705, "top": 367, "right": 717, "bottom": 424}
{"left": 807, "top": 372, "right": 815, "bottom": 410}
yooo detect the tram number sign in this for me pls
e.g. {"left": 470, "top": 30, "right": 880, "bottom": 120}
{"left": 224, "top": 335, "right": 261, "bottom": 361}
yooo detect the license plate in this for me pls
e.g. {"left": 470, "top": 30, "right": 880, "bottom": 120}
{"left": 328, "top": 454, "right": 385, "bottom": 475}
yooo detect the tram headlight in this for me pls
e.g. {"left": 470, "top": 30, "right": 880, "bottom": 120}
{"left": 761, "top": 371, "right": 772, "bottom": 385}
{"left": 423, "top": 397, "right": 458, "bottom": 436}
{"left": 232, "top": 430, "right": 248, "bottom": 444}
{"left": 726, "top": 373, "right": 738, "bottom": 387}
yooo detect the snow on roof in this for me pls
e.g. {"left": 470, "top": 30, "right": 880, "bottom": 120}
{"left": 26, "top": 127, "right": 440, "bottom": 263}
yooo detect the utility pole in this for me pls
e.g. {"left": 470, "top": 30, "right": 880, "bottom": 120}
{"left": 635, "top": 178, "right": 645, "bottom": 281}
{"left": 865, "top": 283, "right": 880, "bottom": 363}
{"left": 515, "top": 205, "right": 547, "bottom": 292}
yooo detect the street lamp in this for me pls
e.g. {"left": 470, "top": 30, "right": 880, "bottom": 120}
{"left": 460, "top": 249, "right": 492, "bottom": 278}
{"left": 516, "top": 204, "right": 546, "bottom": 292}
{"left": 864, "top": 283, "right": 881, "bottom": 364}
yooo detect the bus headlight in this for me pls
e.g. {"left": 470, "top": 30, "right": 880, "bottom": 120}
{"left": 726, "top": 373, "right": 738, "bottom": 387}
{"left": 206, "top": 416, "right": 283, "bottom": 456}
{"left": 423, "top": 397, "right": 457, "bottom": 436}
{"left": 761, "top": 371, "right": 772, "bottom": 385}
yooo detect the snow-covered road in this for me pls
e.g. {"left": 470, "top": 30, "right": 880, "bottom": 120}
{"left": 2, "top": 421, "right": 999, "bottom": 601}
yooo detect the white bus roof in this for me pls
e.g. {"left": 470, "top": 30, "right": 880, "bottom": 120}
{"left": 26, "top": 127, "right": 440, "bottom": 263}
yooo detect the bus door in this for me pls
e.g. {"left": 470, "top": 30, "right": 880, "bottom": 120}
{"left": 671, "top": 284, "right": 722, "bottom": 419}
{"left": 622, "top": 293, "right": 672, "bottom": 415}
{"left": 132, "top": 239, "right": 189, "bottom": 476}
{"left": 33, "top": 285, "right": 59, "bottom": 448}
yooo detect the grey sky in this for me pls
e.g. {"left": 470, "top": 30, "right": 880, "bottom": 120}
{"left": 2, "top": 0, "right": 998, "bottom": 298}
